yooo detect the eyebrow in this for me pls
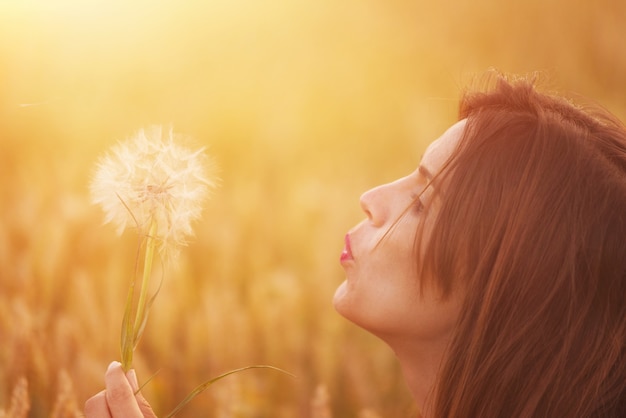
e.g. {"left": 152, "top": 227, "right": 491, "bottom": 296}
{"left": 419, "top": 165, "right": 433, "bottom": 181}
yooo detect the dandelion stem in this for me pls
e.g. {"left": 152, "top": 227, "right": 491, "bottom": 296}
{"left": 133, "top": 219, "right": 158, "bottom": 346}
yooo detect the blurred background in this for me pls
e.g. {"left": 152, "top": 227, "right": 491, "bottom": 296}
{"left": 0, "top": 0, "right": 624, "bottom": 416}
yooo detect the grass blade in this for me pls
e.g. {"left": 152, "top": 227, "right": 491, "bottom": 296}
{"left": 165, "top": 366, "right": 295, "bottom": 418}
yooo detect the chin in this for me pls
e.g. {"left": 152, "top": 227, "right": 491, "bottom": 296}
{"left": 332, "top": 280, "right": 349, "bottom": 314}
{"left": 333, "top": 281, "right": 367, "bottom": 326}
{"left": 332, "top": 284, "right": 382, "bottom": 335}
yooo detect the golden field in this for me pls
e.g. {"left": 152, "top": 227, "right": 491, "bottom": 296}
{"left": 0, "top": 0, "right": 624, "bottom": 416}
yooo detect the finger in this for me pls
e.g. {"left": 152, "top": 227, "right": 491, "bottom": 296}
{"left": 104, "top": 362, "right": 145, "bottom": 418}
{"left": 84, "top": 390, "right": 111, "bottom": 418}
{"left": 126, "top": 369, "right": 158, "bottom": 418}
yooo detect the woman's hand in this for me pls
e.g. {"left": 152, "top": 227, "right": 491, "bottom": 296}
{"left": 84, "top": 361, "right": 157, "bottom": 418}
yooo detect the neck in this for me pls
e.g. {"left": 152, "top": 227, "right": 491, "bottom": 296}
{"left": 381, "top": 334, "right": 450, "bottom": 417}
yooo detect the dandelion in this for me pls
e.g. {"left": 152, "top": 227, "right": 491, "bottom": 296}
{"left": 89, "top": 126, "right": 291, "bottom": 415}
{"left": 90, "top": 126, "right": 216, "bottom": 258}
{"left": 90, "top": 126, "right": 217, "bottom": 371}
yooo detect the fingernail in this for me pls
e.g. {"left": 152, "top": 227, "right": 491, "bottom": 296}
{"left": 127, "top": 369, "right": 139, "bottom": 391}
{"left": 107, "top": 361, "right": 121, "bottom": 372}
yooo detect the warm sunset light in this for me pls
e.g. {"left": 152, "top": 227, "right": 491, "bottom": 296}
{"left": 1, "top": 0, "right": 624, "bottom": 416}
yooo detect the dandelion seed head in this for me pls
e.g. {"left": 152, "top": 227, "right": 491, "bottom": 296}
{"left": 90, "top": 126, "right": 217, "bottom": 257}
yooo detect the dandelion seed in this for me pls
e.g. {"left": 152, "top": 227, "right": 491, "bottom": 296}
{"left": 90, "top": 126, "right": 217, "bottom": 258}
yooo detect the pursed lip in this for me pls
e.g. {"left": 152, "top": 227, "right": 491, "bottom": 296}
{"left": 340, "top": 233, "right": 354, "bottom": 263}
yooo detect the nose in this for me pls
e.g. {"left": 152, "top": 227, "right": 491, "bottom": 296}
{"left": 359, "top": 184, "right": 388, "bottom": 226}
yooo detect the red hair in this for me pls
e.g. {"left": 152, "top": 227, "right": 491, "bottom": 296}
{"left": 423, "top": 74, "right": 626, "bottom": 417}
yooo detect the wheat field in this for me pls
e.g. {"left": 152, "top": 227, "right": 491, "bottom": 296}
{"left": 0, "top": 0, "right": 624, "bottom": 417}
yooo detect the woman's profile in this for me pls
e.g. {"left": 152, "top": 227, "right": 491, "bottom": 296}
{"left": 85, "top": 72, "right": 626, "bottom": 417}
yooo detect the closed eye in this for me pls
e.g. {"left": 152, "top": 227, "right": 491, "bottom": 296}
{"left": 411, "top": 193, "right": 425, "bottom": 213}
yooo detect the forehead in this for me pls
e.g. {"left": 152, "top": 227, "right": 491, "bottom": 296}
{"left": 421, "top": 119, "right": 466, "bottom": 175}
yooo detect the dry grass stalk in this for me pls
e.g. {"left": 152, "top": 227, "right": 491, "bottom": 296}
{"left": 310, "top": 384, "right": 332, "bottom": 418}
{"left": 358, "top": 409, "right": 382, "bottom": 418}
{"left": 50, "top": 370, "right": 81, "bottom": 418}
{"left": 0, "top": 376, "right": 30, "bottom": 418}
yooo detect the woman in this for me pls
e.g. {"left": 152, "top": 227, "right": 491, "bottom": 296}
{"left": 85, "top": 73, "right": 626, "bottom": 417}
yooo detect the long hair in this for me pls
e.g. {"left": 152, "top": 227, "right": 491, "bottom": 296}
{"left": 423, "top": 74, "right": 626, "bottom": 417}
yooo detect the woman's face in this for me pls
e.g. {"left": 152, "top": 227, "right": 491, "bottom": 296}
{"left": 334, "top": 120, "right": 466, "bottom": 342}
